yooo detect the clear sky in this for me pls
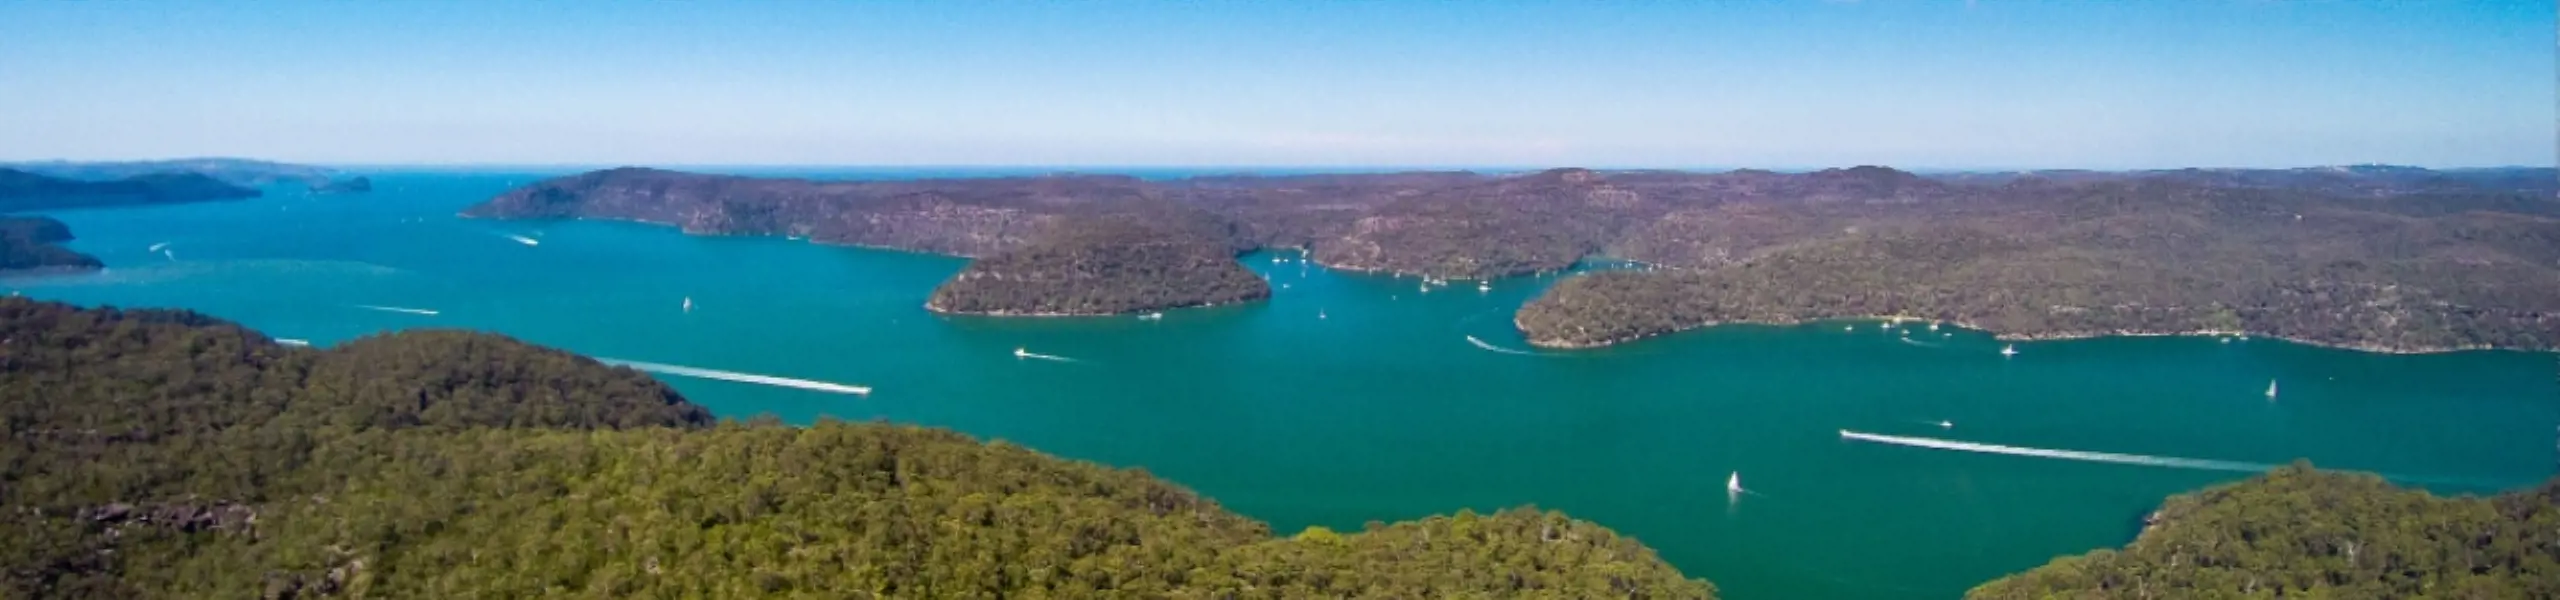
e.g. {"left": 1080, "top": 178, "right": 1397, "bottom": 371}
{"left": 1, "top": 1, "right": 2550, "bottom": 169}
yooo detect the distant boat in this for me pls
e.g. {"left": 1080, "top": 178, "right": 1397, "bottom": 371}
{"left": 1928, "top": 322, "right": 1940, "bottom": 331}
{"left": 1938, "top": 420, "right": 1953, "bottom": 429}
{"left": 1139, "top": 312, "right": 1163, "bottom": 321}
{"left": 1478, "top": 281, "right": 1491, "bottom": 293}
{"left": 1726, "top": 472, "right": 1743, "bottom": 494}
{"left": 2265, "top": 379, "right": 2278, "bottom": 400}
{"left": 682, "top": 297, "right": 693, "bottom": 313}
{"left": 1844, "top": 325, "right": 1854, "bottom": 332}
{"left": 1419, "top": 284, "right": 1430, "bottom": 293}
{"left": 1318, "top": 309, "right": 1328, "bottom": 320}
{"left": 1013, "top": 347, "right": 1029, "bottom": 358}
{"left": 2000, "top": 344, "right": 2018, "bottom": 357}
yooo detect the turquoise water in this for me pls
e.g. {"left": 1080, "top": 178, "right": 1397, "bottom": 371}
{"left": 12, "top": 172, "right": 2556, "bottom": 598}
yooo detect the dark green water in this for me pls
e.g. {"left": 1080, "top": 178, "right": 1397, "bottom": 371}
{"left": 12, "top": 173, "right": 2556, "bottom": 598}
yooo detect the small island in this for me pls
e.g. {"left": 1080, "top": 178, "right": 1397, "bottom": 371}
{"left": 0, "top": 168, "right": 261, "bottom": 212}
{"left": 0, "top": 215, "right": 104, "bottom": 273}
{"left": 926, "top": 211, "right": 1271, "bottom": 315}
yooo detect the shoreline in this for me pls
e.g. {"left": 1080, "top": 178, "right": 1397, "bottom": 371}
{"left": 1519, "top": 314, "right": 2530, "bottom": 355}
{"left": 922, "top": 295, "right": 1263, "bottom": 319}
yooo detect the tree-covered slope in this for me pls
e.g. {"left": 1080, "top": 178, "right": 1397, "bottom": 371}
{"left": 1519, "top": 181, "right": 2560, "bottom": 352}
{"left": 0, "top": 216, "right": 103, "bottom": 272}
{"left": 0, "top": 168, "right": 261, "bottom": 212}
{"left": 927, "top": 207, "right": 1270, "bottom": 316}
{"left": 1970, "top": 464, "right": 2560, "bottom": 599}
{"left": 0, "top": 298, "right": 1711, "bottom": 599}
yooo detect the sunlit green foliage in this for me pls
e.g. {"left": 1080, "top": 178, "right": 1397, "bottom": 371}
{"left": 1, "top": 298, "right": 1712, "bottom": 599}
{"left": 1970, "top": 464, "right": 2560, "bottom": 599}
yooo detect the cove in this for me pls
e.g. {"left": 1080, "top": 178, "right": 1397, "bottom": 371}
{"left": 11, "top": 171, "right": 2554, "bottom": 598}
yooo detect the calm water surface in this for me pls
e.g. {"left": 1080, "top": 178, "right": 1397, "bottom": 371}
{"left": 13, "top": 172, "right": 2556, "bottom": 598}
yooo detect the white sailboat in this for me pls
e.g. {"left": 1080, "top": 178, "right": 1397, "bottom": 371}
{"left": 1013, "top": 347, "right": 1029, "bottom": 359}
{"left": 1938, "top": 420, "right": 1954, "bottom": 429}
{"left": 1726, "top": 472, "right": 1743, "bottom": 494}
{"left": 2000, "top": 344, "right": 2018, "bottom": 357}
{"left": 1139, "top": 312, "right": 1164, "bottom": 321}
{"left": 1478, "top": 281, "right": 1492, "bottom": 293}
{"left": 682, "top": 296, "right": 693, "bottom": 313}
{"left": 2265, "top": 379, "right": 2278, "bottom": 400}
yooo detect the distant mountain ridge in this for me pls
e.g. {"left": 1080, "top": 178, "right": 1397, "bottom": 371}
{"left": 0, "top": 168, "right": 262, "bottom": 213}
{"left": 3, "top": 158, "right": 370, "bottom": 194}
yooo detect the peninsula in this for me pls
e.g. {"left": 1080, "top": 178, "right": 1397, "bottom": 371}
{"left": 0, "top": 216, "right": 103, "bottom": 273}
{"left": 3, "top": 158, "right": 338, "bottom": 189}
{"left": 0, "top": 168, "right": 262, "bottom": 212}
{"left": 466, "top": 166, "right": 2560, "bottom": 350}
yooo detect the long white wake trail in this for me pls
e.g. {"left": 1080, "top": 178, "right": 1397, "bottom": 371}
{"left": 1464, "top": 335, "right": 1542, "bottom": 356}
{"left": 1013, "top": 348, "right": 1078, "bottom": 363}
{"left": 598, "top": 359, "right": 871, "bottom": 395}
{"left": 351, "top": 304, "right": 441, "bottom": 316}
{"left": 1839, "top": 430, "right": 2272, "bottom": 473}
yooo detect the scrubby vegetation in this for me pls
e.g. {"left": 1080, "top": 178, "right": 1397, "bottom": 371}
{"left": 474, "top": 165, "right": 2560, "bottom": 347}
{"left": 1520, "top": 181, "right": 2560, "bottom": 352}
{"left": 0, "top": 216, "right": 102, "bottom": 272}
{"left": 0, "top": 298, "right": 1712, "bottom": 598}
{"left": 1971, "top": 464, "right": 2560, "bottom": 599}
{"left": 927, "top": 206, "right": 1269, "bottom": 315}
{"left": 0, "top": 168, "right": 260, "bottom": 212}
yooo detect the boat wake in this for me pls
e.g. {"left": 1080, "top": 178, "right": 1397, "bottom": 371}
{"left": 1896, "top": 337, "right": 1945, "bottom": 349}
{"left": 1013, "top": 347, "right": 1079, "bottom": 363}
{"left": 1839, "top": 429, "right": 2269, "bottom": 473}
{"left": 1464, "top": 335, "right": 1542, "bottom": 357}
{"left": 351, "top": 304, "right": 441, "bottom": 316}
{"left": 275, "top": 338, "right": 312, "bottom": 347}
{"left": 598, "top": 358, "right": 871, "bottom": 395}
{"left": 146, "top": 241, "right": 171, "bottom": 252}
{"left": 493, "top": 231, "right": 541, "bottom": 246}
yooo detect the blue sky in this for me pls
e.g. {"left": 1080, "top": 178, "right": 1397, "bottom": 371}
{"left": 0, "top": 1, "right": 2549, "bottom": 169}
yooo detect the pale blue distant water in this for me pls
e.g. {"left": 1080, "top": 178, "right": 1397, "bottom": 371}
{"left": 9, "top": 171, "right": 2556, "bottom": 599}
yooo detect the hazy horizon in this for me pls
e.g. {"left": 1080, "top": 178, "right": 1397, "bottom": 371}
{"left": 3, "top": 1, "right": 2551, "bottom": 169}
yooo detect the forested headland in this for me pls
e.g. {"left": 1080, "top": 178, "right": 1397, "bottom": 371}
{"left": 470, "top": 165, "right": 2560, "bottom": 350}
{"left": 1970, "top": 464, "right": 2560, "bottom": 599}
{"left": 0, "top": 216, "right": 103, "bottom": 273}
{"left": 1516, "top": 177, "right": 2560, "bottom": 352}
{"left": 0, "top": 168, "right": 262, "bottom": 212}
{"left": 6, "top": 297, "right": 2557, "bottom": 597}
{"left": 0, "top": 298, "right": 1710, "bottom": 598}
